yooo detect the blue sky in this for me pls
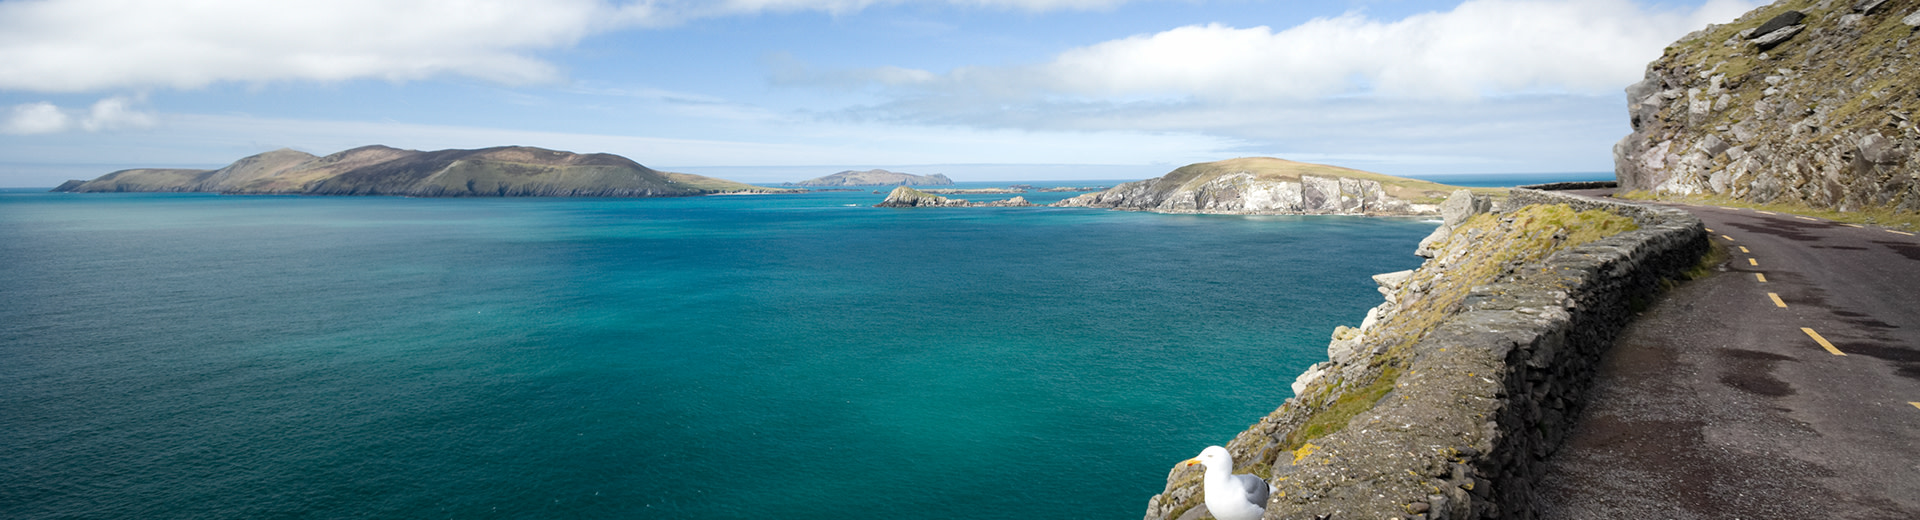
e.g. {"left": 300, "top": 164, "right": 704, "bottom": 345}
{"left": 0, "top": 0, "right": 1760, "bottom": 186}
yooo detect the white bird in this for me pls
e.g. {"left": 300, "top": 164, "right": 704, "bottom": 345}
{"left": 1183, "top": 445, "right": 1275, "bottom": 520}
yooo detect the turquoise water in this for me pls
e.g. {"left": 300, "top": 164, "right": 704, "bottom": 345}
{"left": 0, "top": 187, "right": 1434, "bottom": 519}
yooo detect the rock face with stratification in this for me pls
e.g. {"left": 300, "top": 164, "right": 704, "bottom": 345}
{"left": 1615, "top": 0, "right": 1920, "bottom": 212}
{"left": 51, "top": 145, "right": 795, "bottom": 197}
{"left": 1052, "top": 157, "right": 1455, "bottom": 215}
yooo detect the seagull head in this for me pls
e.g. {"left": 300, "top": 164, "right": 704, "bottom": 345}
{"left": 1182, "top": 445, "right": 1233, "bottom": 470}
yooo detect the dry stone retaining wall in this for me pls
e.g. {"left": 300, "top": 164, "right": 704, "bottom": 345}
{"left": 1143, "top": 190, "right": 1706, "bottom": 520}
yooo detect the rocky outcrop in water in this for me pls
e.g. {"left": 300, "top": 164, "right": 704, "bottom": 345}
{"left": 1615, "top": 0, "right": 1920, "bottom": 211}
{"left": 789, "top": 169, "right": 954, "bottom": 187}
{"left": 51, "top": 145, "right": 794, "bottom": 197}
{"left": 873, "top": 186, "right": 1032, "bottom": 207}
{"left": 1053, "top": 157, "right": 1452, "bottom": 215}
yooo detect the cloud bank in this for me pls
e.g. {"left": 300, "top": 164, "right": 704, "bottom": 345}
{"left": 1047, "top": 0, "right": 1758, "bottom": 100}
{"left": 844, "top": 0, "right": 1760, "bottom": 101}
{"left": 0, "top": 0, "right": 1132, "bottom": 93}
{"left": 764, "top": 0, "right": 1759, "bottom": 173}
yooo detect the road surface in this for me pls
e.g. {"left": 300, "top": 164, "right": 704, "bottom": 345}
{"left": 1535, "top": 199, "right": 1920, "bottom": 519}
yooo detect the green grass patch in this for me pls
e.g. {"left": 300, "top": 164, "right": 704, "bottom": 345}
{"left": 1280, "top": 365, "right": 1402, "bottom": 452}
{"left": 1684, "top": 241, "right": 1728, "bottom": 281}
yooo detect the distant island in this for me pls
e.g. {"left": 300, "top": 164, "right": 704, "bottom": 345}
{"left": 874, "top": 186, "right": 1032, "bottom": 208}
{"left": 785, "top": 169, "right": 954, "bottom": 187}
{"left": 51, "top": 145, "right": 798, "bottom": 197}
{"left": 1054, "top": 157, "right": 1475, "bottom": 215}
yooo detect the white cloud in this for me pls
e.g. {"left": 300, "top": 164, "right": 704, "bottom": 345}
{"left": 0, "top": 0, "right": 1135, "bottom": 93}
{"left": 864, "top": 0, "right": 1760, "bottom": 101}
{"left": 3, "top": 102, "right": 73, "bottom": 134}
{"left": 81, "top": 96, "right": 158, "bottom": 131}
{"left": 2, "top": 96, "right": 158, "bottom": 134}
{"left": 0, "top": 0, "right": 625, "bottom": 92}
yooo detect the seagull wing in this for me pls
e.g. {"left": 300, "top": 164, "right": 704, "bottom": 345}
{"left": 1230, "top": 472, "right": 1270, "bottom": 509}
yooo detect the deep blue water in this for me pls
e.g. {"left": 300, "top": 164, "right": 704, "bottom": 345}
{"left": 0, "top": 185, "right": 1441, "bottom": 519}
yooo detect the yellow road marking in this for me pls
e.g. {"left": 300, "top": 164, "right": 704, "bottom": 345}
{"left": 1912, "top": 402, "right": 1920, "bottom": 410}
{"left": 1756, "top": 210, "right": 1777, "bottom": 215}
{"left": 1748, "top": 258, "right": 1758, "bottom": 266}
{"left": 1722, "top": 235, "right": 1735, "bottom": 241}
{"left": 1795, "top": 216, "right": 1818, "bottom": 222}
{"left": 1706, "top": 228, "right": 1716, "bottom": 232}
{"left": 1769, "top": 293, "right": 1786, "bottom": 308}
{"left": 1890, "top": 229, "right": 1917, "bottom": 237}
{"left": 1844, "top": 224, "right": 1864, "bottom": 228}
{"left": 1756, "top": 273, "right": 1767, "bottom": 283}
{"left": 1739, "top": 246, "right": 1750, "bottom": 253}
{"left": 1801, "top": 328, "right": 1845, "bottom": 356}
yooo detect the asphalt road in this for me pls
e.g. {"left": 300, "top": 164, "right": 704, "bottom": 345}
{"left": 1534, "top": 198, "right": 1920, "bottom": 519}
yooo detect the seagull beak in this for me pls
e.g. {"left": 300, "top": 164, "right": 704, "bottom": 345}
{"left": 1182, "top": 458, "right": 1200, "bottom": 467}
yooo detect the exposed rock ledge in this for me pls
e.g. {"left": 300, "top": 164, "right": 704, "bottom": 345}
{"left": 1614, "top": 0, "right": 1920, "bottom": 211}
{"left": 1143, "top": 190, "right": 1706, "bottom": 520}
{"left": 873, "top": 186, "right": 1033, "bottom": 207}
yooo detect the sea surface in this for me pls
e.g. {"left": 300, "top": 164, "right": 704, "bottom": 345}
{"left": 0, "top": 174, "right": 1593, "bottom": 519}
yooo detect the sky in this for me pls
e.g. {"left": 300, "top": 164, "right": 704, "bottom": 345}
{"left": 0, "top": 0, "right": 1763, "bottom": 186}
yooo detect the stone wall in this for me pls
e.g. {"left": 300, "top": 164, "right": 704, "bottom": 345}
{"left": 1143, "top": 190, "right": 1706, "bottom": 520}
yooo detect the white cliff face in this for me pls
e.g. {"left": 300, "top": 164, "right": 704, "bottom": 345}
{"left": 1055, "top": 172, "right": 1429, "bottom": 215}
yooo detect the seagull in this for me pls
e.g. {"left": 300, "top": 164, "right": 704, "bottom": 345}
{"left": 1183, "top": 445, "right": 1275, "bottom": 520}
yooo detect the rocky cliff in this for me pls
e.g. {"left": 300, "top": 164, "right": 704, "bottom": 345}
{"left": 872, "top": 186, "right": 1032, "bottom": 207}
{"left": 1142, "top": 190, "right": 1707, "bottom": 520}
{"left": 789, "top": 169, "right": 954, "bottom": 187}
{"left": 52, "top": 145, "right": 794, "bottom": 197}
{"left": 1053, "top": 157, "right": 1460, "bottom": 215}
{"left": 1615, "top": 0, "right": 1920, "bottom": 212}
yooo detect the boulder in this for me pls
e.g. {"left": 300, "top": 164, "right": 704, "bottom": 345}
{"left": 1749, "top": 11, "right": 1805, "bottom": 37}
{"left": 1750, "top": 24, "right": 1804, "bottom": 51}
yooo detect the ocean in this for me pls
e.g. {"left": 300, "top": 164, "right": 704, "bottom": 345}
{"left": 0, "top": 174, "right": 1600, "bottom": 518}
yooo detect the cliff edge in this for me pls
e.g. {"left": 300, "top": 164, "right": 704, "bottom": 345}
{"left": 1142, "top": 190, "right": 1706, "bottom": 520}
{"left": 1615, "top": 0, "right": 1920, "bottom": 212}
{"left": 1053, "top": 157, "right": 1464, "bottom": 215}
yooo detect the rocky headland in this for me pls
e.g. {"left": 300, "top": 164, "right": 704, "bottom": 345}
{"left": 51, "top": 145, "right": 795, "bottom": 197}
{"left": 915, "top": 187, "right": 1026, "bottom": 194}
{"left": 788, "top": 169, "right": 955, "bottom": 187}
{"left": 1053, "top": 157, "right": 1468, "bottom": 215}
{"left": 1616, "top": 0, "right": 1920, "bottom": 213}
{"left": 872, "top": 186, "right": 1032, "bottom": 207}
